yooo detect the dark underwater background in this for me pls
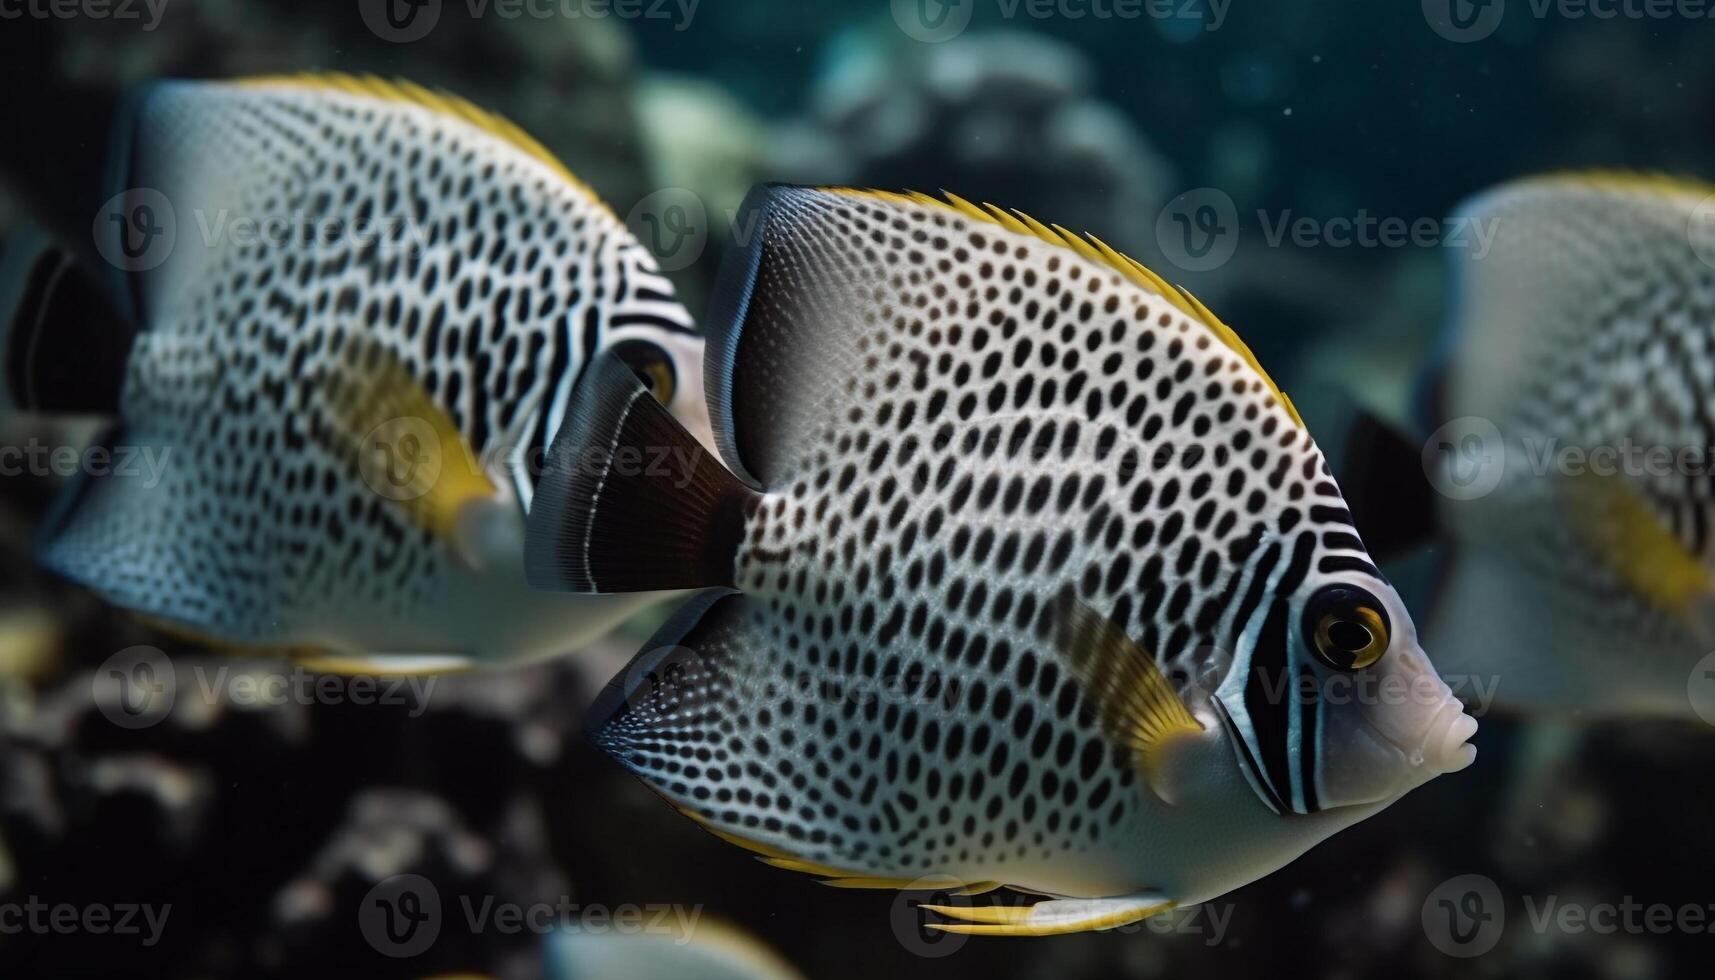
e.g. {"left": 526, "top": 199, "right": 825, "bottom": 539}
{"left": 2, "top": 1, "right": 1714, "bottom": 977}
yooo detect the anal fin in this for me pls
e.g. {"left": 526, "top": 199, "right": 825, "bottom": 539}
{"left": 922, "top": 892, "right": 1175, "bottom": 937}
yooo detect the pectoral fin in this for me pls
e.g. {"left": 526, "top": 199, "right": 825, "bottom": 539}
{"left": 922, "top": 892, "right": 1175, "bottom": 937}
{"left": 326, "top": 343, "right": 498, "bottom": 558}
{"left": 1559, "top": 469, "right": 1715, "bottom": 631}
{"left": 1049, "top": 593, "right": 1204, "bottom": 799}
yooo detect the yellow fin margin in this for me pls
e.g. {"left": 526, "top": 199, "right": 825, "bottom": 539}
{"left": 1520, "top": 169, "right": 1715, "bottom": 200}
{"left": 232, "top": 72, "right": 607, "bottom": 212}
{"left": 825, "top": 187, "right": 1303, "bottom": 428}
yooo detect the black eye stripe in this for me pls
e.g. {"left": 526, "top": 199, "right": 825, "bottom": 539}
{"left": 1317, "top": 555, "right": 1382, "bottom": 579}
{"left": 1296, "top": 663, "right": 1320, "bottom": 813}
{"left": 1244, "top": 595, "right": 1294, "bottom": 810}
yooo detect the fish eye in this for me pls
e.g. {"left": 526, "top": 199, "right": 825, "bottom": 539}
{"left": 1303, "top": 584, "right": 1391, "bottom": 671}
{"left": 610, "top": 339, "right": 676, "bottom": 406}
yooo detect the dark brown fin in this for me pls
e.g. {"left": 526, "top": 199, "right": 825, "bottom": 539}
{"left": 525, "top": 351, "right": 756, "bottom": 594}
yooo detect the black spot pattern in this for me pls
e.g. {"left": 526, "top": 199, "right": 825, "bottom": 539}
{"left": 1436, "top": 180, "right": 1715, "bottom": 684}
{"left": 599, "top": 191, "right": 1375, "bottom": 884}
{"left": 40, "top": 81, "right": 694, "bottom": 648}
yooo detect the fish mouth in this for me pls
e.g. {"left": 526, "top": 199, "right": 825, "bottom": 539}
{"left": 1361, "top": 697, "right": 1479, "bottom": 798}
{"left": 1418, "top": 698, "right": 1480, "bottom": 776}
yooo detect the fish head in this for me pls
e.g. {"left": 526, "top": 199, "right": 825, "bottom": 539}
{"left": 601, "top": 325, "right": 717, "bottom": 456}
{"left": 1211, "top": 561, "right": 1478, "bottom": 817}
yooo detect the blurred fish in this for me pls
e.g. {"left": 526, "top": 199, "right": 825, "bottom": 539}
{"left": 543, "top": 919, "right": 802, "bottom": 980}
{"left": 1340, "top": 173, "right": 1715, "bottom": 717}
{"left": 0, "top": 74, "right": 712, "bottom": 673}
{"left": 526, "top": 186, "right": 1478, "bottom": 935}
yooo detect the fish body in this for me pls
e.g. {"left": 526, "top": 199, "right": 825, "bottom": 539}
{"left": 5, "top": 75, "right": 712, "bottom": 671}
{"left": 543, "top": 919, "right": 801, "bottom": 980}
{"left": 528, "top": 186, "right": 1477, "bottom": 933}
{"left": 1397, "top": 174, "right": 1715, "bottom": 717}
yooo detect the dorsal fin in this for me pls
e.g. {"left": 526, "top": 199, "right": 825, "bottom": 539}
{"left": 233, "top": 72, "right": 606, "bottom": 212}
{"left": 1518, "top": 169, "right": 1715, "bottom": 199}
{"left": 826, "top": 187, "right": 1303, "bottom": 428}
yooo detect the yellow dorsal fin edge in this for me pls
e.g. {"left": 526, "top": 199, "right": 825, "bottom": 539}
{"left": 1522, "top": 169, "right": 1715, "bottom": 199}
{"left": 232, "top": 72, "right": 607, "bottom": 213}
{"left": 828, "top": 187, "right": 1303, "bottom": 429}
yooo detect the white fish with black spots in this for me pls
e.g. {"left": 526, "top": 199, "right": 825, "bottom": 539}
{"left": 1354, "top": 173, "right": 1715, "bottom": 718}
{"left": 0, "top": 74, "right": 713, "bottom": 673}
{"left": 527, "top": 185, "right": 1478, "bottom": 934}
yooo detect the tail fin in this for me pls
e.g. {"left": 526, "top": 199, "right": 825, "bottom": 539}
{"left": 525, "top": 351, "right": 757, "bottom": 594}
{"left": 0, "top": 227, "right": 133, "bottom": 413}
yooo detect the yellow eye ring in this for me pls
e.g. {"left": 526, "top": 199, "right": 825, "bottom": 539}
{"left": 639, "top": 360, "right": 675, "bottom": 405}
{"left": 609, "top": 339, "right": 678, "bottom": 407}
{"left": 1313, "top": 605, "right": 1389, "bottom": 671}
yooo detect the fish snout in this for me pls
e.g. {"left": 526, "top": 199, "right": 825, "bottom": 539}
{"left": 1420, "top": 697, "right": 1479, "bottom": 776}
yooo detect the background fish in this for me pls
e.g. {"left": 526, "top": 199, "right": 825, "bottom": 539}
{"left": 543, "top": 918, "right": 803, "bottom": 980}
{"left": 1341, "top": 174, "right": 1715, "bottom": 718}
{"left": 526, "top": 185, "right": 1478, "bottom": 935}
{"left": 0, "top": 74, "right": 713, "bottom": 673}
